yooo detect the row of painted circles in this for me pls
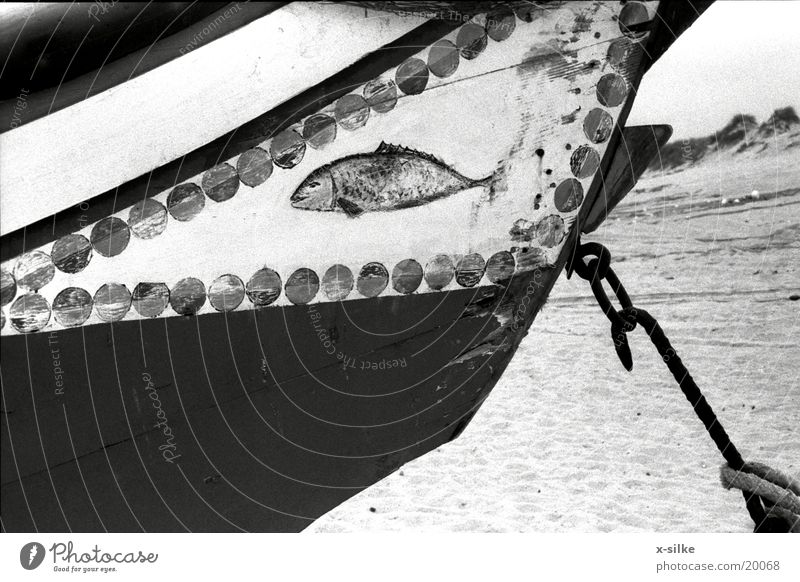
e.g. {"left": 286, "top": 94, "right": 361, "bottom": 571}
{"left": 513, "top": 0, "right": 650, "bottom": 38}
{"left": 0, "top": 207, "right": 567, "bottom": 312}
{"left": 1, "top": 8, "right": 639, "bottom": 314}
{"left": 1, "top": 11, "right": 526, "bottom": 286}
{"left": 2, "top": 249, "right": 554, "bottom": 333}
{"left": 575, "top": 9, "right": 640, "bottom": 150}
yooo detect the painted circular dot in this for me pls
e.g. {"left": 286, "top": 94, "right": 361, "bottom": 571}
{"left": 619, "top": 2, "right": 650, "bottom": 39}
{"left": 570, "top": 145, "right": 601, "bottom": 179}
{"left": 132, "top": 282, "right": 170, "bottom": 318}
{"left": 52, "top": 234, "right": 92, "bottom": 274}
{"left": 270, "top": 130, "right": 306, "bottom": 169}
{"left": 536, "top": 215, "right": 566, "bottom": 247}
{"left": 1, "top": 268, "right": 16, "bottom": 306}
{"left": 456, "top": 23, "right": 488, "bottom": 60}
{"left": 302, "top": 114, "right": 337, "bottom": 149}
{"left": 209, "top": 274, "right": 246, "bottom": 312}
{"left": 596, "top": 73, "right": 628, "bottom": 107}
{"left": 53, "top": 287, "right": 93, "bottom": 327}
{"left": 335, "top": 94, "right": 370, "bottom": 131}
{"left": 583, "top": 108, "right": 614, "bottom": 144}
{"left": 167, "top": 183, "right": 205, "bottom": 222}
{"left": 424, "top": 255, "right": 455, "bottom": 291}
{"left": 14, "top": 251, "right": 55, "bottom": 291}
{"left": 128, "top": 198, "right": 168, "bottom": 239}
{"left": 363, "top": 77, "right": 398, "bottom": 113}
{"left": 427, "top": 40, "right": 459, "bottom": 78}
{"left": 236, "top": 147, "right": 273, "bottom": 187}
{"left": 396, "top": 57, "right": 429, "bottom": 95}
{"left": 357, "top": 262, "right": 388, "bottom": 298}
{"left": 486, "top": 251, "right": 516, "bottom": 283}
{"left": 321, "top": 264, "right": 353, "bottom": 301}
{"left": 554, "top": 178, "right": 584, "bottom": 213}
{"left": 202, "top": 163, "right": 239, "bottom": 203}
{"left": 455, "top": 253, "right": 486, "bottom": 287}
{"left": 247, "top": 268, "right": 282, "bottom": 307}
{"left": 391, "top": 259, "right": 423, "bottom": 295}
{"left": 285, "top": 268, "right": 319, "bottom": 305}
{"left": 10, "top": 293, "right": 51, "bottom": 333}
{"left": 94, "top": 283, "right": 131, "bottom": 322}
{"left": 91, "top": 217, "right": 130, "bottom": 257}
{"left": 607, "top": 38, "right": 635, "bottom": 72}
{"left": 486, "top": 8, "right": 516, "bottom": 42}
{"left": 170, "top": 277, "right": 206, "bottom": 315}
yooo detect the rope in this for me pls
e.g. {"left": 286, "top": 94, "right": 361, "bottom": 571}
{"left": 568, "top": 241, "right": 798, "bottom": 533}
{"left": 720, "top": 463, "right": 800, "bottom": 533}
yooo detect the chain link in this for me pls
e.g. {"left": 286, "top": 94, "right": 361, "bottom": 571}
{"left": 566, "top": 240, "right": 793, "bottom": 533}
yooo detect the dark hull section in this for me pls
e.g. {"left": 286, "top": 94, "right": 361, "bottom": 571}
{"left": 1, "top": 264, "right": 558, "bottom": 532}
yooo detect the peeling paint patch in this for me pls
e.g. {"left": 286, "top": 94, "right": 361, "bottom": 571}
{"left": 515, "top": 247, "right": 550, "bottom": 272}
{"left": 519, "top": 41, "right": 576, "bottom": 79}
{"left": 572, "top": 13, "right": 594, "bottom": 34}
{"left": 510, "top": 218, "right": 535, "bottom": 243}
{"left": 561, "top": 106, "right": 581, "bottom": 125}
{"left": 461, "top": 288, "right": 500, "bottom": 319}
{"left": 446, "top": 339, "right": 507, "bottom": 367}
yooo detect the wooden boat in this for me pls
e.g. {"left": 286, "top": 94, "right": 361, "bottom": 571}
{"left": 0, "top": 1, "right": 710, "bottom": 532}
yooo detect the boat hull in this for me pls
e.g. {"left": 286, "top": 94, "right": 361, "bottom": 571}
{"left": 1, "top": 264, "right": 557, "bottom": 532}
{"left": 0, "top": 0, "right": 712, "bottom": 532}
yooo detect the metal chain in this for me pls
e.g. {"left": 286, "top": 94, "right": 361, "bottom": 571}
{"left": 568, "top": 241, "right": 793, "bottom": 533}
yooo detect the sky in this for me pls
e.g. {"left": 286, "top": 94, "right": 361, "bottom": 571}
{"left": 627, "top": 1, "right": 800, "bottom": 139}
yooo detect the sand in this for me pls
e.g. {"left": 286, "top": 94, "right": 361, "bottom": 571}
{"left": 308, "top": 144, "right": 800, "bottom": 533}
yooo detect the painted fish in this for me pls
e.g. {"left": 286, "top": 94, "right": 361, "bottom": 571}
{"left": 290, "top": 142, "right": 493, "bottom": 217}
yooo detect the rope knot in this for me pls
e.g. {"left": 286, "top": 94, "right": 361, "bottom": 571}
{"left": 720, "top": 462, "right": 800, "bottom": 533}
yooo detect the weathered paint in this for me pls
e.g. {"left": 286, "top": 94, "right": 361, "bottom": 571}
{"left": 1, "top": 1, "right": 657, "bottom": 338}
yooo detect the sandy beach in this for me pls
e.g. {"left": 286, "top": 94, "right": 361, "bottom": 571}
{"left": 309, "top": 129, "right": 800, "bottom": 533}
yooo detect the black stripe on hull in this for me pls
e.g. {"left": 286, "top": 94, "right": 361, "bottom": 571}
{"left": 1, "top": 265, "right": 556, "bottom": 532}
{"left": 0, "top": 3, "right": 286, "bottom": 131}
{"left": 0, "top": 3, "right": 229, "bottom": 101}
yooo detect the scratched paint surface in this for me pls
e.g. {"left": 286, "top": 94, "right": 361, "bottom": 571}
{"left": 0, "top": 1, "right": 657, "bottom": 334}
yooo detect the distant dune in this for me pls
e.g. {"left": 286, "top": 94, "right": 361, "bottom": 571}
{"left": 647, "top": 106, "right": 800, "bottom": 171}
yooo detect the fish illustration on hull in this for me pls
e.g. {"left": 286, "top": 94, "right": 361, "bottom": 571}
{"left": 291, "top": 142, "right": 493, "bottom": 217}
